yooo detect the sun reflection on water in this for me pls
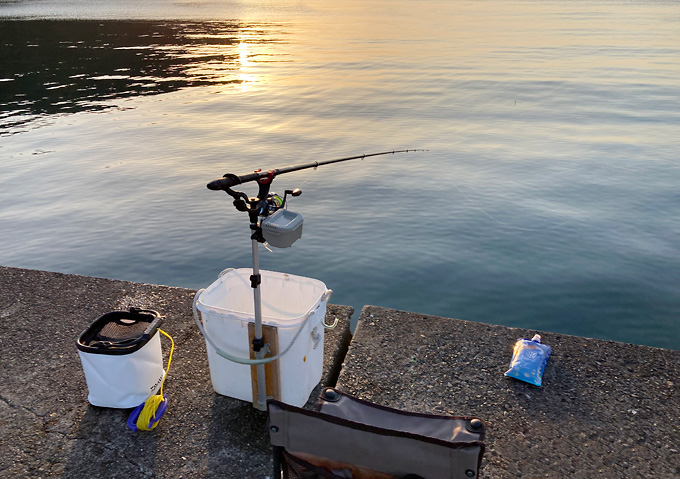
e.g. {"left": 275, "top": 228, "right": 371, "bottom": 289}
{"left": 238, "top": 37, "right": 257, "bottom": 91}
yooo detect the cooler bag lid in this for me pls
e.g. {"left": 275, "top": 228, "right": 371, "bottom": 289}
{"left": 77, "top": 308, "right": 163, "bottom": 355}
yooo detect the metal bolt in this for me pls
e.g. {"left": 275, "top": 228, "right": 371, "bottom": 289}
{"left": 270, "top": 426, "right": 279, "bottom": 433}
{"left": 470, "top": 419, "right": 483, "bottom": 430}
{"left": 465, "top": 470, "right": 475, "bottom": 477}
{"left": 323, "top": 389, "right": 340, "bottom": 402}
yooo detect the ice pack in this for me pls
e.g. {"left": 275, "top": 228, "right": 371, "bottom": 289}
{"left": 504, "top": 334, "right": 552, "bottom": 386}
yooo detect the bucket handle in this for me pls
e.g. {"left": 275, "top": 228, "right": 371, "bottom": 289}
{"left": 192, "top": 288, "right": 332, "bottom": 365}
{"left": 320, "top": 289, "right": 338, "bottom": 329}
{"left": 323, "top": 317, "right": 339, "bottom": 330}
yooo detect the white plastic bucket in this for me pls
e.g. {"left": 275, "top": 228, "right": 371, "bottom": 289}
{"left": 195, "top": 268, "right": 329, "bottom": 407}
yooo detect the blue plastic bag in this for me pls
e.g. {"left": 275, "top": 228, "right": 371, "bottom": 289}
{"left": 505, "top": 334, "right": 552, "bottom": 386}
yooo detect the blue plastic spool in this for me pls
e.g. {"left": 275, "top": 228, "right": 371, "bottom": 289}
{"left": 127, "top": 395, "right": 168, "bottom": 432}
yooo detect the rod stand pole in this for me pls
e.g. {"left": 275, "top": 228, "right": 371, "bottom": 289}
{"left": 251, "top": 235, "right": 268, "bottom": 411}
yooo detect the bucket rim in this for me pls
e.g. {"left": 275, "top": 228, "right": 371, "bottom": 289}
{"left": 197, "top": 301, "right": 328, "bottom": 328}
{"left": 76, "top": 308, "right": 163, "bottom": 355}
{"left": 196, "top": 268, "right": 328, "bottom": 327}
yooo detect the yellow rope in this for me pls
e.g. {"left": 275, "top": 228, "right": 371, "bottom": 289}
{"left": 136, "top": 329, "right": 174, "bottom": 431}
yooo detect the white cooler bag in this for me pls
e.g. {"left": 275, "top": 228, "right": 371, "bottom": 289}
{"left": 77, "top": 308, "right": 165, "bottom": 408}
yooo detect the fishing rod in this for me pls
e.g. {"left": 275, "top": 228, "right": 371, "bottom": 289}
{"left": 203, "top": 148, "right": 427, "bottom": 411}
{"left": 207, "top": 149, "right": 426, "bottom": 192}
{"left": 207, "top": 149, "right": 427, "bottom": 224}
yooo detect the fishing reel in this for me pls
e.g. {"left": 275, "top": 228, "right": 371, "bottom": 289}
{"left": 227, "top": 186, "right": 301, "bottom": 217}
{"left": 266, "top": 188, "right": 302, "bottom": 215}
{"left": 219, "top": 169, "right": 300, "bottom": 216}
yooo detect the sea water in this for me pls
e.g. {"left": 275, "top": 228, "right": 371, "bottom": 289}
{"left": 1, "top": 0, "right": 678, "bottom": 349}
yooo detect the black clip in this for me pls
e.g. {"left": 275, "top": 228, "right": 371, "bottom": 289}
{"left": 252, "top": 336, "right": 265, "bottom": 352}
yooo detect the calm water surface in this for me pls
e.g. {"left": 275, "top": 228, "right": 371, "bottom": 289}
{"left": 1, "top": 0, "right": 679, "bottom": 349}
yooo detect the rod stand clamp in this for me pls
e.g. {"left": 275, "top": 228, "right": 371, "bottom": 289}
{"left": 252, "top": 336, "right": 265, "bottom": 352}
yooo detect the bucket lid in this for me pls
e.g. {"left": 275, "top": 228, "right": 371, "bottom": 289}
{"left": 77, "top": 308, "right": 163, "bottom": 355}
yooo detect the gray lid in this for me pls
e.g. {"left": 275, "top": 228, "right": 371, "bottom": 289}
{"left": 261, "top": 209, "right": 303, "bottom": 248}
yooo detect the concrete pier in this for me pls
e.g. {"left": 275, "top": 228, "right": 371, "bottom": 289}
{"left": 1, "top": 266, "right": 678, "bottom": 478}
{"left": 336, "top": 305, "right": 679, "bottom": 478}
{"left": 0, "top": 266, "right": 351, "bottom": 478}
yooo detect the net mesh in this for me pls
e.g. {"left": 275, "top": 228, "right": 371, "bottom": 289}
{"left": 95, "top": 319, "right": 149, "bottom": 342}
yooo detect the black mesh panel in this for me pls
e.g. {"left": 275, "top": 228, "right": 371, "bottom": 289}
{"left": 96, "top": 319, "right": 150, "bottom": 342}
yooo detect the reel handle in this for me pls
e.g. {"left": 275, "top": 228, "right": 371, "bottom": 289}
{"left": 282, "top": 188, "right": 302, "bottom": 206}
